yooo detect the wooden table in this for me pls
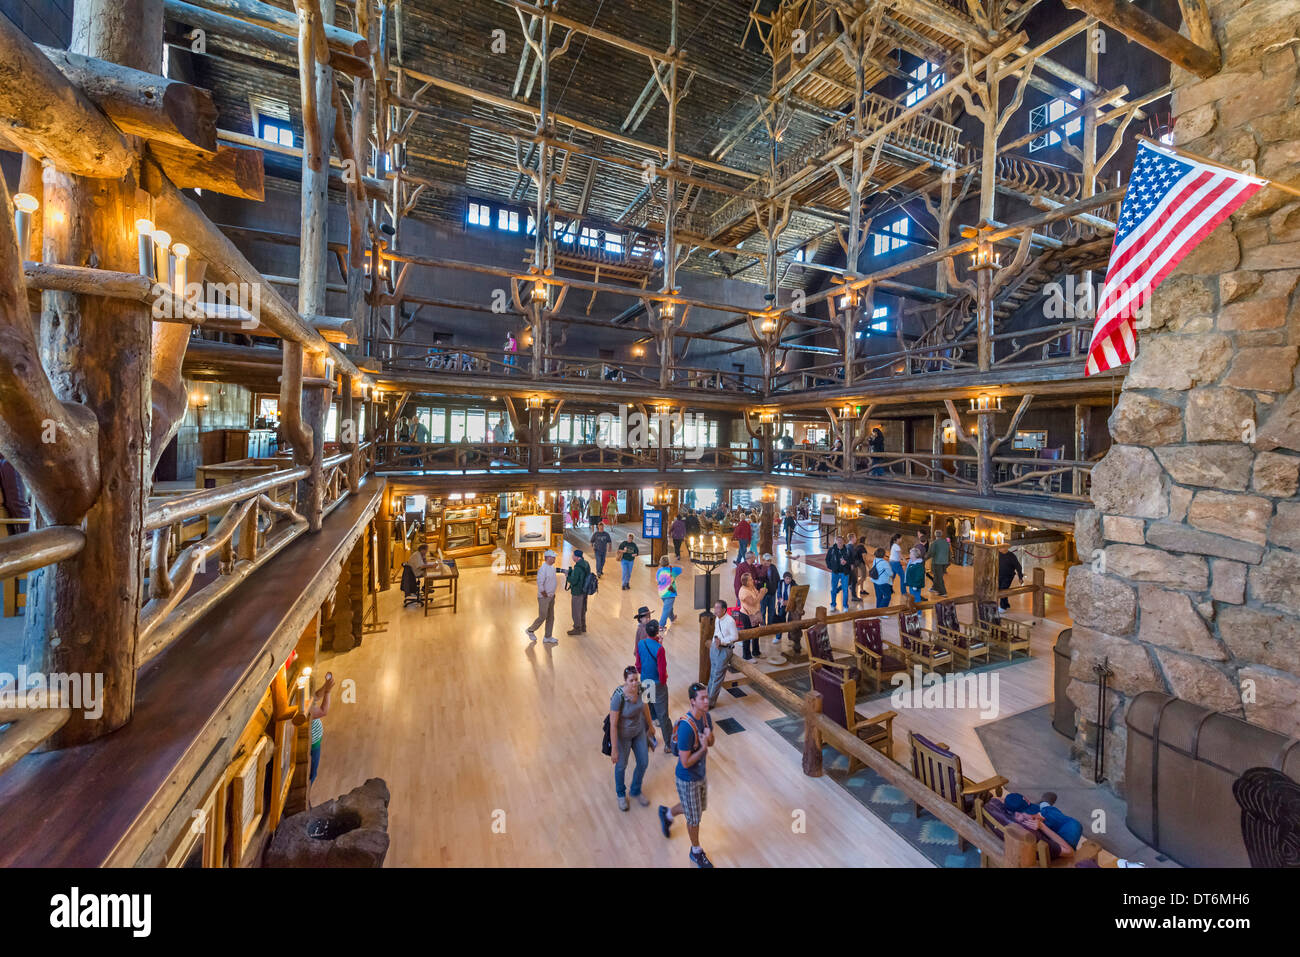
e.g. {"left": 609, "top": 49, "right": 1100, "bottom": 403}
{"left": 421, "top": 562, "right": 459, "bottom": 615}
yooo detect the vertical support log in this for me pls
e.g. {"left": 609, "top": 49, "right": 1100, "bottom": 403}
{"left": 973, "top": 541, "right": 998, "bottom": 606}
{"left": 698, "top": 608, "right": 713, "bottom": 686}
{"left": 802, "top": 690, "right": 824, "bottom": 777}
{"left": 1032, "top": 566, "right": 1046, "bottom": 620}
{"left": 759, "top": 499, "right": 775, "bottom": 557}
{"left": 24, "top": 0, "right": 162, "bottom": 747}
{"left": 377, "top": 486, "right": 392, "bottom": 590}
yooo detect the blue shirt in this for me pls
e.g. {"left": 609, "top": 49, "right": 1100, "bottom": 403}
{"left": 675, "top": 712, "right": 713, "bottom": 782}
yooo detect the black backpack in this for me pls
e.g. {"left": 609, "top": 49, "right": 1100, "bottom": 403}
{"left": 601, "top": 686, "right": 623, "bottom": 755}
{"left": 583, "top": 569, "right": 599, "bottom": 596}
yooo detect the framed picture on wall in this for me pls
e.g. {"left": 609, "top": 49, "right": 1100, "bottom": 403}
{"left": 515, "top": 514, "right": 549, "bottom": 548}
{"left": 477, "top": 526, "right": 492, "bottom": 546}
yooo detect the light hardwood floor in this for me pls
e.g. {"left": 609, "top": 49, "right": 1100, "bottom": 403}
{"left": 313, "top": 525, "right": 1074, "bottom": 867}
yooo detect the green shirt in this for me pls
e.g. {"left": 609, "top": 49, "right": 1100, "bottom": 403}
{"left": 617, "top": 541, "right": 640, "bottom": 561}
{"left": 929, "top": 537, "right": 951, "bottom": 565}
{"left": 566, "top": 559, "right": 591, "bottom": 591}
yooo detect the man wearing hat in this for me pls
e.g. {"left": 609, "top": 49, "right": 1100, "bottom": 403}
{"left": 633, "top": 611, "right": 673, "bottom": 754}
{"left": 526, "top": 549, "right": 559, "bottom": 644}
{"left": 565, "top": 548, "right": 592, "bottom": 635}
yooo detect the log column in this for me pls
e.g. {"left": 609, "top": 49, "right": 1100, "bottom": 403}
{"left": 24, "top": 0, "right": 162, "bottom": 746}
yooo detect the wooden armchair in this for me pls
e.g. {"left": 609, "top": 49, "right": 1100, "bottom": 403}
{"left": 852, "top": 618, "right": 907, "bottom": 692}
{"left": 897, "top": 610, "right": 952, "bottom": 674}
{"left": 975, "top": 600, "right": 1031, "bottom": 660}
{"left": 1, "top": 458, "right": 31, "bottom": 617}
{"left": 811, "top": 661, "right": 896, "bottom": 774}
{"left": 907, "top": 731, "right": 1009, "bottom": 851}
{"left": 931, "top": 601, "right": 989, "bottom": 670}
{"left": 974, "top": 796, "right": 1104, "bottom": 868}
{"left": 806, "top": 623, "right": 858, "bottom": 683}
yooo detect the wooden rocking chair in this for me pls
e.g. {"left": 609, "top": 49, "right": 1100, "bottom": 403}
{"left": 931, "top": 601, "right": 989, "bottom": 670}
{"left": 806, "top": 622, "right": 858, "bottom": 682}
{"left": 897, "top": 610, "right": 952, "bottom": 674}
{"left": 811, "top": 662, "right": 896, "bottom": 774}
{"left": 907, "top": 731, "right": 1008, "bottom": 851}
{"left": 852, "top": 617, "right": 907, "bottom": 692}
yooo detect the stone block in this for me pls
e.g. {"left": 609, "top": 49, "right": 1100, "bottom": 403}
{"left": 1210, "top": 559, "right": 1246, "bottom": 605}
{"left": 1153, "top": 650, "right": 1241, "bottom": 713}
{"left": 1066, "top": 677, "right": 1122, "bottom": 728}
{"left": 1155, "top": 444, "right": 1254, "bottom": 490}
{"left": 1221, "top": 346, "right": 1298, "bottom": 392}
{"left": 1242, "top": 241, "right": 1300, "bottom": 271}
{"left": 1219, "top": 606, "right": 1300, "bottom": 674}
{"left": 1252, "top": 451, "right": 1300, "bottom": 497}
{"left": 1174, "top": 102, "right": 1216, "bottom": 144}
{"left": 1136, "top": 584, "right": 1225, "bottom": 659}
{"left": 1173, "top": 223, "right": 1240, "bottom": 276}
{"left": 1102, "top": 515, "right": 1145, "bottom": 544}
{"left": 1239, "top": 667, "right": 1300, "bottom": 739}
{"left": 1149, "top": 275, "right": 1215, "bottom": 331}
{"left": 1109, "top": 393, "right": 1184, "bottom": 446}
{"left": 1145, "top": 521, "right": 1265, "bottom": 564}
{"left": 1268, "top": 501, "right": 1300, "bottom": 549}
{"left": 1268, "top": 205, "right": 1300, "bottom": 244}
{"left": 1185, "top": 387, "right": 1255, "bottom": 442}
{"left": 1218, "top": 270, "right": 1260, "bottom": 303}
{"left": 1255, "top": 389, "right": 1300, "bottom": 452}
{"left": 1168, "top": 485, "right": 1193, "bottom": 523}
{"left": 1218, "top": 297, "right": 1288, "bottom": 331}
{"left": 1187, "top": 490, "right": 1272, "bottom": 546}
{"left": 1104, "top": 544, "right": 1209, "bottom": 590}
{"left": 265, "top": 777, "right": 391, "bottom": 868}
{"left": 1249, "top": 547, "right": 1300, "bottom": 611}
{"left": 1065, "top": 565, "right": 1137, "bottom": 636}
{"left": 1068, "top": 626, "right": 1166, "bottom": 698}
{"left": 1124, "top": 333, "right": 1232, "bottom": 390}
{"left": 1090, "top": 445, "right": 1169, "bottom": 518}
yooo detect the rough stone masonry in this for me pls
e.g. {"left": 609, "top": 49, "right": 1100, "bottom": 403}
{"left": 1067, "top": 0, "right": 1300, "bottom": 794}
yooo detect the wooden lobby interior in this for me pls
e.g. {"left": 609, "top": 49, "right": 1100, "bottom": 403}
{"left": 0, "top": 0, "right": 1297, "bottom": 870}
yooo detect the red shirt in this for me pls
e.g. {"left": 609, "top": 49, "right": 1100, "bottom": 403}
{"left": 634, "top": 624, "right": 668, "bottom": 684}
{"left": 733, "top": 520, "right": 752, "bottom": 542}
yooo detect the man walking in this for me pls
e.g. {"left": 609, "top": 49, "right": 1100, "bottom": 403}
{"left": 526, "top": 549, "right": 559, "bottom": 644}
{"left": 997, "top": 544, "right": 1024, "bottom": 610}
{"left": 732, "top": 514, "right": 752, "bottom": 565}
{"left": 733, "top": 549, "right": 760, "bottom": 604}
{"left": 634, "top": 615, "right": 674, "bottom": 755}
{"left": 782, "top": 508, "right": 796, "bottom": 552}
{"left": 656, "top": 555, "right": 682, "bottom": 631}
{"left": 658, "top": 682, "right": 716, "bottom": 868}
{"left": 670, "top": 513, "right": 686, "bottom": 558}
{"left": 707, "top": 600, "right": 738, "bottom": 708}
{"left": 827, "top": 535, "right": 850, "bottom": 612}
{"left": 929, "top": 527, "right": 951, "bottom": 597}
{"left": 588, "top": 494, "right": 602, "bottom": 528}
{"left": 758, "top": 553, "right": 779, "bottom": 626}
{"left": 565, "top": 548, "right": 592, "bottom": 635}
{"left": 845, "top": 533, "right": 863, "bottom": 603}
{"left": 617, "top": 533, "right": 639, "bottom": 590}
{"left": 591, "top": 524, "right": 612, "bottom": 578}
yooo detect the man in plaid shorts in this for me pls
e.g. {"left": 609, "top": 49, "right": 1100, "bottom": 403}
{"left": 658, "top": 682, "right": 716, "bottom": 867}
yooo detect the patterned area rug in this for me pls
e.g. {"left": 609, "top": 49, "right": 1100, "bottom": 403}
{"left": 763, "top": 655, "right": 1033, "bottom": 868}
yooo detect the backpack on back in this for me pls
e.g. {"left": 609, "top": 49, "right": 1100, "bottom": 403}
{"left": 583, "top": 570, "right": 599, "bottom": 595}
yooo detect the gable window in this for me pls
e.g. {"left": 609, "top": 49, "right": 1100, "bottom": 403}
{"left": 467, "top": 201, "right": 492, "bottom": 228}
{"left": 259, "top": 117, "right": 294, "bottom": 147}
{"left": 856, "top": 306, "right": 891, "bottom": 338}
{"left": 905, "top": 61, "right": 944, "bottom": 107}
{"left": 497, "top": 209, "right": 520, "bottom": 232}
{"left": 579, "top": 226, "right": 601, "bottom": 249}
{"left": 872, "top": 217, "right": 910, "bottom": 256}
{"left": 1029, "top": 88, "right": 1083, "bottom": 152}
{"left": 604, "top": 232, "right": 624, "bottom": 255}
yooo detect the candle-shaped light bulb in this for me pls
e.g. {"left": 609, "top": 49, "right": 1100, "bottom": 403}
{"left": 151, "top": 229, "right": 171, "bottom": 285}
{"left": 13, "top": 193, "right": 37, "bottom": 261}
{"left": 171, "top": 242, "right": 190, "bottom": 299}
{"left": 136, "top": 218, "right": 155, "bottom": 276}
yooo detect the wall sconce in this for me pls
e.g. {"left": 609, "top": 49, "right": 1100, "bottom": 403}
{"left": 525, "top": 396, "right": 543, "bottom": 410}
{"left": 12, "top": 193, "right": 38, "bottom": 260}
{"left": 662, "top": 300, "right": 675, "bottom": 319}
{"left": 970, "top": 246, "right": 1001, "bottom": 270}
{"left": 531, "top": 280, "right": 548, "bottom": 304}
{"left": 135, "top": 218, "right": 155, "bottom": 276}
{"left": 943, "top": 424, "right": 956, "bottom": 444}
{"left": 968, "top": 394, "right": 1003, "bottom": 413}
{"left": 760, "top": 316, "right": 776, "bottom": 334}
{"left": 373, "top": 388, "right": 383, "bottom": 402}
{"left": 631, "top": 345, "right": 645, "bottom": 358}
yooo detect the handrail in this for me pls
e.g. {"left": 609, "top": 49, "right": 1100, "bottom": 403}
{"left": 0, "top": 526, "right": 85, "bottom": 580}
{"left": 146, "top": 465, "right": 311, "bottom": 529}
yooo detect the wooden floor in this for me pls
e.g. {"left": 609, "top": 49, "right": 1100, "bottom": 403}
{"left": 314, "top": 524, "right": 1081, "bottom": 867}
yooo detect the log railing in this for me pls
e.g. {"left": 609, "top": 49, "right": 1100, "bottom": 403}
{"left": 992, "top": 456, "right": 1093, "bottom": 500}
{"left": 137, "top": 451, "right": 356, "bottom": 668}
{"left": 373, "top": 442, "right": 531, "bottom": 473}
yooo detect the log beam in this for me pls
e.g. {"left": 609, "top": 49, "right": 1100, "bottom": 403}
{"left": 1063, "top": 0, "right": 1220, "bottom": 77}
{"left": 37, "top": 44, "right": 218, "bottom": 152}
{"left": 183, "top": 0, "right": 368, "bottom": 57}
{"left": 147, "top": 141, "right": 265, "bottom": 200}
{"left": 0, "top": 12, "right": 132, "bottom": 177}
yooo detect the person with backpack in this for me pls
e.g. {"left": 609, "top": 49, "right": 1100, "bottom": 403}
{"left": 659, "top": 682, "right": 716, "bottom": 868}
{"left": 904, "top": 546, "right": 926, "bottom": 603}
{"left": 617, "top": 533, "right": 639, "bottom": 590}
{"left": 634, "top": 616, "right": 674, "bottom": 754}
{"left": 565, "top": 548, "right": 592, "bottom": 635}
{"left": 731, "top": 515, "right": 752, "bottom": 565}
{"left": 608, "top": 666, "right": 657, "bottom": 811}
{"left": 656, "top": 555, "right": 682, "bottom": 631}
{"left": 590, "top": 524, "right": 612, "bottom": 578}
{"left": 869, "top": 547, "right": 894, "bottom": 608}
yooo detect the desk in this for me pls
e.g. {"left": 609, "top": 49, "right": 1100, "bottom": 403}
{"left": 421, "top": 563, "right": 459, "bottom": 615}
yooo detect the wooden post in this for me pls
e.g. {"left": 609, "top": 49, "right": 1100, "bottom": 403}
{"left": 759, "top": 498, "right": 775, "bottom": 557}
{"left": 802, "top": 690, "right": 824, "bottom": 777}
{"left": 698, "top": 609, "right": 713, "bottom": 686}
{"left": 377, "top": 487, "right": 392, "bottom": 590}
{"left": 23, "top": 0, "right": 162, "bottom": 748}
{"left": 973, "top": 540, "right": 998, "bottom": 607}
{"left": 1032, "top": 566, "right": 1046, "bottom": 621}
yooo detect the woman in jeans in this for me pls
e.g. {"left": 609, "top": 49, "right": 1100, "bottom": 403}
{"left": 610, "top": 666, "right": 657, "bottom": 811}
{"left": 737, "top": 572, "right": 762, "bottom": 660}
{"left": 904, "top": 546, "right": 926, "bottom": 603}
{"left": 869, "top": 548, "right": 895, "bottom": 608}
{"left": 888, "top": 533, "right": 905, "bottom": 590}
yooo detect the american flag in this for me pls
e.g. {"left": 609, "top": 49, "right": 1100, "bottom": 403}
{"left": 1085, "top": 140, "right": 1264, "bottom": 375}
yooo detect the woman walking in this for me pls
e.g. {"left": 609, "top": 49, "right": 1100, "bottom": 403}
{"left": 904, "top": 546, "right": 926, "bottom": 603}
{"left": 888, "top": 533, "right": 905, "bottom": 590}
{"left": 609, "top": 666, "right": 657, "bottom": 810}
{"left": 869, "top": 548, "right": 894, "bottom": 608}
{"left": 657, "top": 555, "right": 683, "bottom": 631}
{"left": 737, "top": 572, "right": 762, "bottom": 660}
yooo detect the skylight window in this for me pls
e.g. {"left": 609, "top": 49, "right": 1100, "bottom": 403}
{"left": 872, "top": 217, "right": 910, "bottom": 256}
{"left": 905, "top": 61, "right": 944, "bottom": 107}
{"left": 1029, "top": 88, "right": 1083, "bottom": 152}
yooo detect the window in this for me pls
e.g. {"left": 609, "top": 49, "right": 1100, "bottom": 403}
{"left": 448, "top": 410, "right": 467, "bottom": 443}
{"left": 1029, "top": 88, "right": 1083, "bottom": 152}
{"left": 792, "top": 247, "right": 807, "bottom": 262}
{"left": 604, "top": 233, "right": 624, "bottom": 255}
{"left": 259, "top": 117, "right": 294, "bottom": 148}
{"left": 497, "top": 209, "right": 520, "bottom": 232}
{"left": 466, "top": 409, "right": 487, "bottom": 443}
{"left": 653, "top": 248, "right": 663, "bottom": 263}
{"left": 430, "top": 408, "right": 446, "bottom": 442}
{"left": 467, "top": 201, "right": 492, "bottom": 228}
{"left": 872, "top": 217, "right": 910, "bottom": 256}
{"left": 905, "top": 61, "right": 944, "bottom": 107}
{"left": 856, "top": 305, "right": 891, "bottom": 338}
{"left": 557, "top": 222, "right": 576, "bottom": 244}
{"left": 526, "top": 213, "right": 536, "bottom": 236}
{"left": 579, "top": 226, "right": 601, "bottom": 249}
